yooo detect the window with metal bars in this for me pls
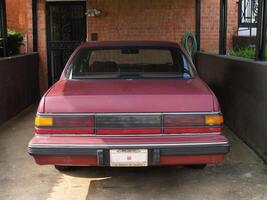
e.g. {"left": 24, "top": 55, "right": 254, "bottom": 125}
{"left": 238, "top": 0, "right": 259, "bottom": 27}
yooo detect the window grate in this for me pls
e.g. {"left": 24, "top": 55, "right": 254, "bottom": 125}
{"left": 239, "top": 0, "right": 259, "bottom": 27}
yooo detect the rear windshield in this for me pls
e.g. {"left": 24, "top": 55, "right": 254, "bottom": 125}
{"left": 66, "top": 47, "right": 194, "bottom": 79}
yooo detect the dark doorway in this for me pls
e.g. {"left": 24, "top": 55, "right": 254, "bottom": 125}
{"left": 46, "top": 2, "right": 87, "bottom": 85}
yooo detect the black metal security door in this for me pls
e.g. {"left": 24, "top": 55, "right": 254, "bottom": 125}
{"left": 46, "top": 2, "right": 86, "bottom": 85}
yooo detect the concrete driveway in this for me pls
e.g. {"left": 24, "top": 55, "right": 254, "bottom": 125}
{"left": 0, "top": 106, "right": 267, "bottom": 200}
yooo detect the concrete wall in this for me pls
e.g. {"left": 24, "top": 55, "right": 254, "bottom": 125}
{"left": 0, "top": 53, "right": 39, "bottom": 125}
{"left": 196, "top": 52, "right": 267, "bottom": 163}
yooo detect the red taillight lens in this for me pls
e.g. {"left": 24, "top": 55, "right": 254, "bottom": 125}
{"left": 35, "top": 116, "right": 94, "bottom": 134}
{"left": 164, "top": 115, "right": 205, "bottom": 127}
{"left": 163, "top": 114, "right": 223, "bottom": 134}
{"left": 53, "top": 116, "right": 94, "bottom": 128}
{"left": 164, "top": 127, "right": 223, "bottom": 134}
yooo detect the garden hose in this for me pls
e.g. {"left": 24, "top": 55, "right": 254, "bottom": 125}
{"left": 181, "top": 32, "right": 198, "bottom": 62}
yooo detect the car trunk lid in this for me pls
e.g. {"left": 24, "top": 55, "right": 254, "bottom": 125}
{"left": 44, "top": 78, "right": 215, "bottom": 113}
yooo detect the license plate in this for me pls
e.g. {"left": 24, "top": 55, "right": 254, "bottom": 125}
{"left": 110, "top": 149, "right": 148, "bottom": 167}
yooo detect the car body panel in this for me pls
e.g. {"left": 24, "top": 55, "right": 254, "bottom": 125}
{"left": 29, "top": 134, "right": 228, "bottom": 146}
{"left": 41, "top": 78, "right": 219, "bottom": 113}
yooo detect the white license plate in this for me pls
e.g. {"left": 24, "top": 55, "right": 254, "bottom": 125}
{"left": 110, "top": 149, "right": 148, "bottom": 167}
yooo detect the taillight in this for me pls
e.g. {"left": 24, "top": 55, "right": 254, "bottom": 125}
{"left": 164, "top": 115, "right": 205, "bottom": 127}
{"left": 34, "top": 113, "right": 223, "bottom": 135}
{"left": 205, "top": 115, "right": 224, "bottom": 126}
{"left": 163, "top": 114, "right": 223, "bottom": 134}
{"left": 35, "top": 116, "right": 53, "bottom": 127}
{"left": 35, "top": 115, "right": 94, "bottom": 134}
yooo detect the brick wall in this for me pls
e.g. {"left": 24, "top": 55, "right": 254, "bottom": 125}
{"left": 13, "top": 0, "right": 237, "bottom": 93}
{"left": 227, "top": 0, "right": 239, "bottom": 50}
{"left": 88, "top": 0, "right": 196, "bottom": 44}
{"left": 6, "top": 0, "right": 28, "bottom": 34}
{"left": 26, "top": 0, "right": 33, "bottom": 52}
{"left": 36, "top": 0, "right": 48, "bottom": 94}
{"left": 201, "top": 0, "right": 238, "bottom": 52}
{"left": 88, "top": 0, "right": 238, "bottom": 52}
{"left": 201, "top": 0, "right": 220, "bottom": 51}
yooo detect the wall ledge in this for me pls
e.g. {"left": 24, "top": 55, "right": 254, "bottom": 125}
{"left": 0, "top": 52, "right": 38, "bottom": 61}
{"left": 198, "top": 51, "right": 267, "bottom": 66}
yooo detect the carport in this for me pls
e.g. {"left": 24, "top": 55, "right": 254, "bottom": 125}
{"left": 196, "top": 0, "right": 267, "bottom": 164}
{"left": 1, "top": 0, "right": 267, "bottom": 200}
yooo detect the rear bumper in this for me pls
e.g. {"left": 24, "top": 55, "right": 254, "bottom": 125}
{"left": 28, "top": 134, "right": 230, "bottom": 166}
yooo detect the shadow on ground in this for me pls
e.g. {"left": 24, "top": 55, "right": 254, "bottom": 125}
{"left": 62, "top": 130, "right": 267, "bottom": 200}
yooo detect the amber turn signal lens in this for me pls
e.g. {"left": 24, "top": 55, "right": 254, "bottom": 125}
{"left": 205, "top": 115, "right": 224, "bottom": 126}
{"left": 35, "top": 116, "right": 53, "bottom": 127}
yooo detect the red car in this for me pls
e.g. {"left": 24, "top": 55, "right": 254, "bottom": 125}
{"left": 28, "top": 41, "right": 229, "bottom": 171}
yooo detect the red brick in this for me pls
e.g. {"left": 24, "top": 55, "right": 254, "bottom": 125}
{"left": 6, "top": 0, "right": 238, "bottom": 93}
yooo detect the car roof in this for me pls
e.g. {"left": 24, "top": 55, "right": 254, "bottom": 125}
{"left": 79, "top": 41, "right": 180, "bottom": 49}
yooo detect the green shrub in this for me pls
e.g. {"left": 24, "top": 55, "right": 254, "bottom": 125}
{"left": 227, "top": 48, "right": 256, "bottom": 59}
{"left": 228, "top": 47, "right": 267, "bottom": 60}
{"left": 0, "top": 29, "right": 23, "bottom": 56}
{"left": 7, "top": 29, "right": 23, "bottom": 55}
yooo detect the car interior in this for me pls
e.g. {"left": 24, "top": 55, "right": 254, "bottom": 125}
{"left": 70, "top": 48, "right": 191, "bottom": 77}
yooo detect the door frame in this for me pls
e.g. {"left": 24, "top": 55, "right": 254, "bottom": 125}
{"left": 45, "top": 1, "right": 87, "bottom": 86}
